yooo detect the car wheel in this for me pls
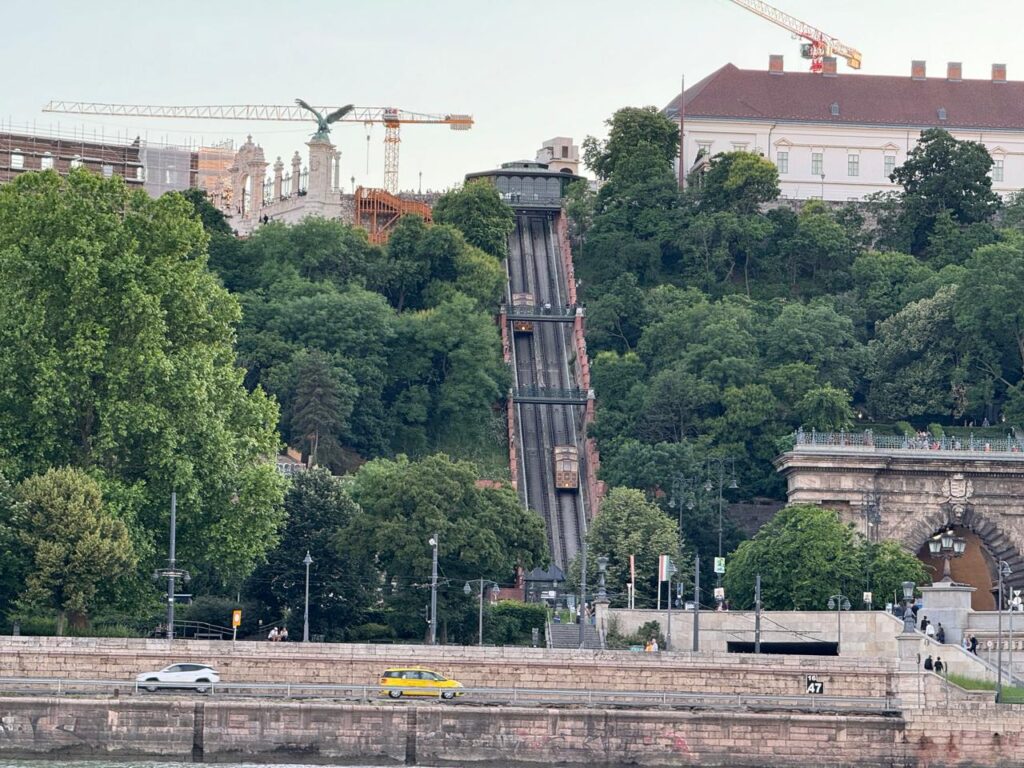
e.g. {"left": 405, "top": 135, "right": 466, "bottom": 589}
{"left": 144, "top": 678, "right": 159, "bottom": 692}
{"left": 195, "top": 679, "right": 210, "bottom": 694}
{"left": 441, "top": 691, "right": 455, "bottom": 700}
{"left": 388, "top": 690, "right": 402, "bottom": 699}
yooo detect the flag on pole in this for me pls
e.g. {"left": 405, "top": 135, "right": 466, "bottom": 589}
{"left": 658, "top": 554, "right": 676, "bottom": 582}
{"left": 629, "top": 554, "right": 636, "bottom": 582}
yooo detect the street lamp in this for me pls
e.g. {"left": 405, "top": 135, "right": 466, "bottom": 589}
{"left": 997, "top": 560, "right": 1012, "bottom": 702}
{"left": 153, "top": 492, "right": 190, "bottom": 647}
{"left": 901, "top": 581, "right": 917, "bottom": 633}
{"left": 827, "top": 594, "right": 852, "bottom": 654}
{"left": 596, "top": 556, "right": 609, "bottom": 602}
{"left": 704, "top": 457, "right": 737, "bottom": 605}
{"left": 428, "top": 534, "right": 439, "bottom": 645}
{"left": 927, "top": 528, "right": 966, "bottom": 582}
{"left": 302, "top": 551, "right": 313, "bottom": 643}
{"left": 464, "top": 579, "right": 501, "bottom": 646}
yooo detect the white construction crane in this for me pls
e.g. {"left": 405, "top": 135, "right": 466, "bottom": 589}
{"left": 42, "top": 101, "right": 473, "bottom": 194}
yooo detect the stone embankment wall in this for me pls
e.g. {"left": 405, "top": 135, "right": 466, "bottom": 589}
{"left": 0, "top": 695, "right": 1022, "bottom": 767}
{"left": 0, "top": 637, "right": 894, "bottom": 699}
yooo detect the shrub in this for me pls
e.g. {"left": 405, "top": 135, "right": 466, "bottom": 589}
{"left": 928, "top": 423, "right": 945, "bottom": 439}
{"left": 895, "top": 420, "right": 915, "bottom": 437}
{"left": 347, "top": 622, "right": 396, "bottom": 642}
{"left": 483, "top": 601, "right": 547, "bottom": 646}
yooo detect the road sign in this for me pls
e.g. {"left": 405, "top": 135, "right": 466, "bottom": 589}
{"left": 232, "top": 609, "right": 242, "bottom": 628}
{"left": 714, "top": 557, "right": 726, "bottom": 574}
{"left": 714, "top": 586, "right": 725, "bottom": 601}
{"left": 806, "top": 675, "right": 825, "bottom": 695}
{"left": 863, "top": 591, "right": 873, "bottom": 604}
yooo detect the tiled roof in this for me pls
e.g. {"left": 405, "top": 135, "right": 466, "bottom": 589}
{"left": 665, "top": 64, "right": 1024, "bottom": 131}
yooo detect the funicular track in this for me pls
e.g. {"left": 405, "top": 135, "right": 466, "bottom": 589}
{"left": 506, "top": 212, "right": 588, "bottom": 571}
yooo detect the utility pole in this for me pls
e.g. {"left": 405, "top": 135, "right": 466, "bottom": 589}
{"left": 998, "top": 560, "right": 1011, "bottom": 701}
{"left": 693, "top": 553, "right": 700, "bottom": 652}
{"left": 666, "top": 569, "right": 673, "bottom": 651}
{"left": 754, "top": 573, "right": 762, "bottom": 654}
{"left": 167, "top": 491, "right": 176, "bottom": 646}
{"left": 579, "top": 538, "right": 588, "bottom": 648}
{"left": 429, "top": 533, "right": 439, "bottom": 645}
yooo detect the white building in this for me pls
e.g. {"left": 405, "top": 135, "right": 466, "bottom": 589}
{"left": 666, "top": 57, "right": 1024, "bottom": 201}
{"left": 536, "top": 137, "right": 580, "bottom": 175}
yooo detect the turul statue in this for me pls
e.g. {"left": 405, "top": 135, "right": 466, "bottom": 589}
{"left": 295, "top": 99, "right": 355, "bottom": 140}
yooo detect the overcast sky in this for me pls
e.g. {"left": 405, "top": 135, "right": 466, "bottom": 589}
{"left": 5, "top": 0, "right": 1024, "bottom": 192}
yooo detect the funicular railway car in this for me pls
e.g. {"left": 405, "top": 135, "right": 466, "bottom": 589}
{"left": 553, "top": 445, "right": 579, "bottom": 490}
{"left": 511, "top": 292, "right": 535, "bottom": 333}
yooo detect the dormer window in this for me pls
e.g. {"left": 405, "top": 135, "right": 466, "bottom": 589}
{"left": 830, "top": 102, "right": 840, "bottom": 116}
{"left": 937, "top": 107, "right": 948, "bottom": 121}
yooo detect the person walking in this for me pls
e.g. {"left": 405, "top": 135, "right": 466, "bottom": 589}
{"left": 923, "top": 654, "right": 933, "bottom": 671}
{"left": 934, "top": 657, "right": 945, "bottom": 674}
{"left": 970, "top": 635, "right": 979, "bottom": 655}
{"left": 936, "top": 623, "right": 946, "bottom": 644}
{"left": 919, "top": 615, "right": 930, "bottom": 633}
{"left": 925, "top": 622, "right": 936, "bottom": 639}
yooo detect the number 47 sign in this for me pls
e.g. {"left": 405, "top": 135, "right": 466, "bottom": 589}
{"left": 806, "top": 675, "right": 824, "bottom": 695}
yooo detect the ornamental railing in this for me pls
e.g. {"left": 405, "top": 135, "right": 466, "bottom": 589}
{"left": 790, "top": 429, "right": 1024, "bottom": 456}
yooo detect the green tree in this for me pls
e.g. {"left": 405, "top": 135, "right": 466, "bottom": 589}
{"left": 247, "top": 468, "right": 377, "bottom": 641}
{"left": 723, "top": 504, "right": 863, "bottom": 610}
{"left": 432, "top": 181, "right": 514, "bottom": 260}
{"left": 862, "top": 540, "right": 928, "bottom": 608}
{"left": 762, "top": 302, "right": 864, "bottom": 391}
{"left": 181, "top": 188, "right": 232, "bottom": 235}
{"left": 583, "top": 106, "right": 679, "bottom": 180}
{"left": 891, "top": 128, "right": 1000, "bottom": 254}
{"left": 289, "top": 349, "right": 357, "bottom": 471}
{"left": 695, "top": 151, "right": 780, "bottom": 215}
{"left": 348, "top": 454, "right": 547, "bottom": 641}
{"left": 0, "top": 170, "right": 285, "bottom": 588}
{"left": 796, "top": 385, "right": 854, "bottom": 431}
{"left": 13, "top": 467, "right": 136, "bottom": 634}
{"left": 574, "top": 487, "right": 681, "bottom": 608}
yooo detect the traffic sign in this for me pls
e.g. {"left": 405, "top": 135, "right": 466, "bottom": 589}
{"left": 232, "top": 609, "right": 242, "bottom": 628}
{"left": 713, "top": 586, "right": 725, "bottom": 601}
{"left": 714, "top": 557, "right": 726, "bottom": 574}
{"left": 806, "top": 675, "right": 824, "bottom": 695}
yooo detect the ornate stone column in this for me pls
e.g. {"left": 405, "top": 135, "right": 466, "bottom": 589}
{"left": 333, "top": 149, "right": 341, "bottom": 191}
{"left": 306, "top": 136, "right": 335, "bottom": 202}
{"left": 272, "top": 157, "right": 284, "bottom": 200}
{"left": 291, "top": 152, "right": 302, "bottom": 195}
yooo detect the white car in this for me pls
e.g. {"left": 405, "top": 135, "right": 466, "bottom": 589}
{"left": 136, "top": 663, "right": 220, "bottom": 692}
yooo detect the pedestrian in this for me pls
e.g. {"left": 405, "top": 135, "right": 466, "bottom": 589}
{"left": 925, "top": 622, "right": 936, "bottom": 639}
{"left": 923, "top": 654, "right": 933, "bottom": 671}
{"left": 644, "top": 639, "right": 653, "bottom": 653}
{"left": 651, "top": 638, "right": 659, "bottom": 652}
{"left": 280, "top": 627, "right": 289, "bottom": 642}
{"left": 934, "top": 657, "right": 944, "bottom": 674}
{"left": 962, "top": 635, "right": 971, "bottom": 651}
{"left": 970, "top": 635, "right": 979, "bottom": 654}
{"left": 936, "top": 623, "right": 946, "bottom": 644}
{"left": 919, "top": 615, "right": 929, "bottom": 633}
{"left": 268, "top": 627, "right": 279, "bottom": 642}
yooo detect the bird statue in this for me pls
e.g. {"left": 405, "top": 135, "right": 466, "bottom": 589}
{"left": 294, "top": 99, "right": 355, "bottom": 140}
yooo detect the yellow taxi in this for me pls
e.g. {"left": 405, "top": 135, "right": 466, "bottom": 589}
{"left": 379, "top": 667, "right": 464, "bottom": 699}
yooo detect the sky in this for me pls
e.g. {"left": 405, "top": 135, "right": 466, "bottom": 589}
{"left": 5, "top": 0, "right": 1024, "bottom": 192}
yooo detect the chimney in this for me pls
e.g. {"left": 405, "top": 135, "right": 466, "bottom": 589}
{"left": 993, "top": 63, "right": 1007, "bottom": 83}
{"left": 911, "top": 60, "right": 927, "bottom": 80}
{"left": 769, "top": 54, "right": 784, "bottom": 74}
{"left": 947, "top": 62, "right": 962, "bottom": 82}
{"left": 822, "top": 56, "right": 837, "bottom": 76}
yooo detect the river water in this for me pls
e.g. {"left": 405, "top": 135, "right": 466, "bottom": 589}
{"left": 0, "top": 762, "right": 532, "bottom": 768}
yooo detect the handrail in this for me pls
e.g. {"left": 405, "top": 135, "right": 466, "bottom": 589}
{"left": 0, "top": 676, "right": 898, "bottom": 712}
{"left": 788, "top": 428, "right": 1024, "bottom": 457}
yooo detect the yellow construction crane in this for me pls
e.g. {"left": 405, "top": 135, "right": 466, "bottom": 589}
{"left": 725, "top": 0, "right": 862, "bottom": 72}
{"left": 41, "top": 101, "right": 473, "bottom": 194}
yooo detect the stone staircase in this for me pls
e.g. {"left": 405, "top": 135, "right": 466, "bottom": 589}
{"left": 547, "top": 622, "right": 603, "bottom": 649}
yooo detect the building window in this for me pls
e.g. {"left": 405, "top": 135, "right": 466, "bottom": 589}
{"left": 102, "top": 164, "right": 113, "bottom": 178}
{"left": 136, "top": 167, "right": 145, "bottom": 181}
{"left": 40, "top": 152, "right": 54, "bottom": 170}
{"left": 11, "top": 150, "right": 23, "bottom": 170}
{"left": 561, "top": 145, "right": 569, "bottom": 158}
{"left": 884, "top": 155, "right": 896, "bottom": 177}
{"left": 697, "top": 141, "right": 712, "bottom": 158}
{"left": 848, "top": 154, "right": 860, "bottom": 177}
{"left": 830, "top": 102, "right": 840, "bottom": 116}
{"left": 70, "top": 155, "right": 82, "bottom": 169}
{"left": 993, "top": 158, "right": 1005, "bottom": 182}
{"left": 776, "top": 151, "right": 789, "bottom": 174}
{"left": 811, "top": 152, "right": 823, "bottom": 176}
{"left": 732, "top": 142, "right": 748, "bottom": 152}
{"left": 937, "top": 107, "right": 947, "bottom": 121}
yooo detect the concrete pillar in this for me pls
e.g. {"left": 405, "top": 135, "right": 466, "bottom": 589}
{"left": 920, "top": 582, "right": 975, "bottom": 647}
{"left": 333, "top": 150, "right": 341, "bottom": 191}
{"left": 272, "top": 157, "right": 284, "bottom": 200}
{"left": 291, "top": 151, "right": 302, "bottom": 195}
{"left": 594, "top": 598, "right": 610, "bottom": 647}
{"left": 306, "top": 137, "right": 335, "bottom": 202}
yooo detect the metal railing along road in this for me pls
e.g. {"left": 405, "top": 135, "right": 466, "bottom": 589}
{"left": 789, "top": 429, "right": 1024, "bottom": 457}
{"left": 0, "top": 676, "right": 899, "bottom": 713}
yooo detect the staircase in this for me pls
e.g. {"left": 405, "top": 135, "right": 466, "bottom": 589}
{"left": 547, "top": 621, "right": 602, "bottom": 649}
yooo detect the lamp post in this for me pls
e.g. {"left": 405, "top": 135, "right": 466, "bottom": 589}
{"left": 464, "top": 579, "right": 501, "bottom": 646}
{"left": 302, "top": 551, "right": 313, "bottom": 643}
{"left": 927, "top": 528, "right": 967, "bottom": 582}
{"left": 153, "top": 492, "right": 190, "bottom": 647}
{"left": 997, "top": 560, "right": 1012, "bottom": 701}
{"left": 901, "top": 581, "right": 917, "bottom": 634}
{"left": 704, "top": 458, "right": 737, "bottom": 606}
{"left": 827, "top": 594, "right": 852, "bottom": 654}
{"left": 428, "top": 534, "right": 439, "bottom": 645}
{"left": 668, "top": 475, "right": 698, "bottom": 543}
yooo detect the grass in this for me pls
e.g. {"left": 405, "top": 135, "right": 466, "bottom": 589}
{"left": 946, "top": 673, "right": 1024, "bottom": 703}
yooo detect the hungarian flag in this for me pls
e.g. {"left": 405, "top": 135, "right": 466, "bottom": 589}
{"left": 658, "top": 554, "right": 676, "bottom": 582}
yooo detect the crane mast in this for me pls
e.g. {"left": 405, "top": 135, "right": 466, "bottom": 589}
{"left": 725, "top": 0, "right": 862, "bottom": 72}
{"left": 41, "top": 101, "right": 473, "bottom": 194}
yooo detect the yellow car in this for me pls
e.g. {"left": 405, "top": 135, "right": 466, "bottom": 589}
{"left": 379, "top": 667, "right": 464, "bottom": 699}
